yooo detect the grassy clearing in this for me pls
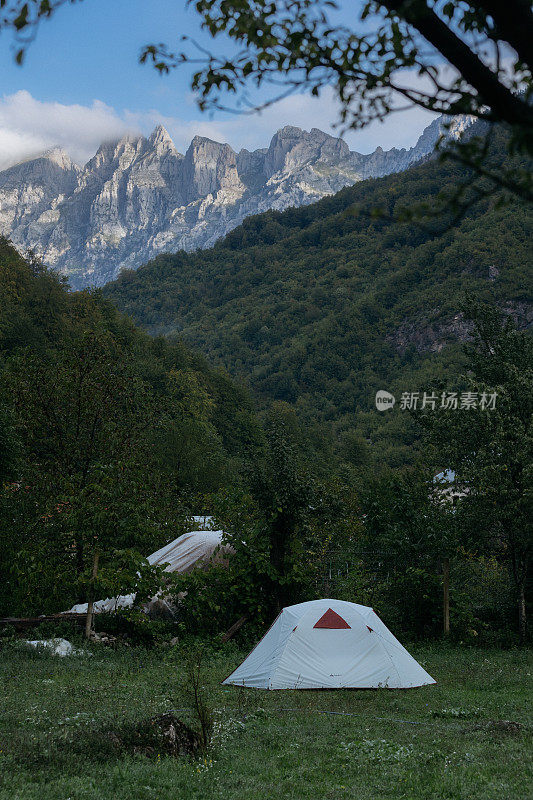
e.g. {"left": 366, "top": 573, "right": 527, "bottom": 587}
{"left": 0, "top": 642, "right": 531, "bottom": 800}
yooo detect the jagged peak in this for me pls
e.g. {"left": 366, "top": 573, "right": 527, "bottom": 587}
{"left": 42, "top": 147, "right": 78, "bottom": 170}
{"left": 447, "top": 114, "right": 476, "bottom": 139}
{"left": 271, "top": 125, "right": 340, "bottom": 142}
{"left": 184, "top": 136, "right": 236, "bottom": 168}
{"left": 0, "top": 146, "right": 79, "bottom": 173}
{"left": 310, "top": 127, "right": 340, "bottom": 140}
{"left": 148, "top": 124, "right": 175, "bottom": 148}
{"left": 268, "top": 125, "right": 348, "bottom": 153}
{"left": 276, "top": 125, "right": 306, "bottom": 136}
{"left": 188, "top": 134, "right": 232, "bottom": 149}
{"left": 94, "top": 132, "right": 143, "bottom": 155}
{"left": 412, "top": 113, "right": 473, "bottom": 153}
{"left": 269, "top": 126, "right": 307, "bottom": 145}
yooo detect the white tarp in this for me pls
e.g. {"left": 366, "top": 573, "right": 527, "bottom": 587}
{"left": 67, "top": 529, "right": 232, "bottom": 614}
{"left": 223, "top": 599, "right": 436, "bottom": 690}
{"left": 23, "top": 638, "right": 87, "bottom": 657}
{"left": 191, "top": 516, "right": 216, "bottom": 530}
{"left": 147, "top": 530, "right": 232, "bottom": 574}
{"left": 69, "top": 594, "right": 135, "bottom": 615}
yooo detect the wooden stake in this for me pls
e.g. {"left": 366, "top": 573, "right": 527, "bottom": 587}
{"left": 85, "top": 551, "right": 100, "bottom": 640}
{"left": 220, "top": 616, "right": 247, "bottom": 643}
{"left": 443, "top": 556, "right": 450, "bottom": 636}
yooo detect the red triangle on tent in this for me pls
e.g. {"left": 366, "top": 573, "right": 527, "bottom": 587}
{"left": 313, "top": 608, "right": 351, "bottom": 629}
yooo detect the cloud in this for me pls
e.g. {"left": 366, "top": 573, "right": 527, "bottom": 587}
{"left": 0, "top": 91, "right": 139, "bottom": 169}
{"left": 0, "top": 85, "right": 440, "bottom": 171}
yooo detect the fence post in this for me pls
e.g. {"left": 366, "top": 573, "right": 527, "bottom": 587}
{"left": 85, "top": 551, "right": 100, "bottom": 640}
{"left": 442, "top": 557, "right": 450, "bottom": 636}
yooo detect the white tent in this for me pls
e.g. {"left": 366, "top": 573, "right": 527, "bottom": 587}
{"left": 223, "top": 599, "right": 435, "bottom": 690}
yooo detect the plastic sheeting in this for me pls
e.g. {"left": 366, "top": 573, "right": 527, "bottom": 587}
{"left": 147, "top": 530, "right": 232, "bottom": 574}
{"left": 67, "top": 529, "right": 232, "bottom": 615}
{"left": 23, "top": 638, "right": 88, "bottom": 656}
{"left": 223, "top": 599, "right": 436, "bottom": 690}
{"left": 69, "top": 594, "right": 135, "bottom": 615}
{"left": 190, "top": 516, "right": 216, "bottom": 530}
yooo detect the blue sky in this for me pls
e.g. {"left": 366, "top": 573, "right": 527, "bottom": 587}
{"left": 0, "top": 0, "right": 439, "bottom": 167}
{"left": 0, "top": 0, "right": 211, "bottom": 113}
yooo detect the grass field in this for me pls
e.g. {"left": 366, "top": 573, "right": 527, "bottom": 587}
{"left": 1, "top": 641, "right": 531, "bottom": 800}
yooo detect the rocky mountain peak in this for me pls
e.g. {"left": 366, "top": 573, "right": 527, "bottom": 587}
{"left": 186, "top": 135, "right": 233, "bottom": 154}
{"left": 42, "top": 147, "right": 79, "bottom": 172}
{"left": 275, "top": 125, "right": 307, "bottom": 138}
{"left": 413, "top": 117, "right": 444, "bottom": 154}
{"left": 265, "top": 125, "right": 351, "bottom": 174}
{"left": 149, "top": 124, "right": 172, "bottom": 144}
{"left": 182, "top": 136, "right": 242, "bottom": 203}
{"left": 0, "top": 112, "right": 472, "bottom": 288}
{"left": 148, "top": 125, "right": 180, "bottom": 155}
{"left": 448, "top": 115, "right": 477, "bottom": 140}
{"left": 92, "top": 133, "right": 144, "bottom": 163}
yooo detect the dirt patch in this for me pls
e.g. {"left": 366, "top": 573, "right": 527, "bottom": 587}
{"left": 108, "top": 713, "right": 202, "bottom": 757}
{"left": 488, "top": 720, "right": 524, "bottom": 735}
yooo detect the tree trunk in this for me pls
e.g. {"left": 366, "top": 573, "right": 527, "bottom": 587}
{"left": 442, "top": 557, "right": 450, "bottom": 636}
{"left": 75, "top": 538, "right": 84, "bottom": 576}
{"left": 84, "top": 551, "right": 100, "bottom": 640}
{"left": 518, "top": 585, "right": 527, "bottom": 644}
{"left": 380, "top": 0, "right": 533, "bottom": 129}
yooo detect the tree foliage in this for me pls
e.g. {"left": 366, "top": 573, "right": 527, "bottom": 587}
{"left": 0, "top": 238, "right": 262, "bottom": 616}
{"left": 173, "top": 409, "right": 360, "bottom": 632}
{"left": 417, "top": 302, "right": 532, "bottom": 641}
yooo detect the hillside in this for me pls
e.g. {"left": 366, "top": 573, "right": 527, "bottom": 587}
{"left": 0, "top": 236, "right": 261, "bottom": 491}
{"left": 104, "top": 127, "right": 532, "bottom": 466}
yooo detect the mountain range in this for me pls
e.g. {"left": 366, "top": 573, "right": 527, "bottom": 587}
{"left": 0, "top": 115, "right": 470, "bottom": 288}
{"left": 104, "top": 124, "right": 532, "bottom": 465}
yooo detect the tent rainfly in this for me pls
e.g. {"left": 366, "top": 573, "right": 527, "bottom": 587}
{"left": 223, "top": 599, "right": 435, "bottom": 689}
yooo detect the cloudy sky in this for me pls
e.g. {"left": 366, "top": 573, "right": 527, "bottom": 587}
{"left": 0, "top": 0, "right": 439, "bottom": 170}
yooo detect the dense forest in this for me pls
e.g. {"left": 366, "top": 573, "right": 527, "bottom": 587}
{"left": 0, "top": 238, "right": 264, "bottom": 615}
{"left": 1, "top": 208, "right": 530, "bottom": 643}
{"left": 0, "top": 239, "right": 368, "bottom": 625}
{"left": 105, "top": 129, "right": 532, "bottom": 466}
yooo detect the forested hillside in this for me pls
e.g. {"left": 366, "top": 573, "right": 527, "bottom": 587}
{"left": 0, "top": 237, "right": 261, "bottom": 485}
{"left": 0, "top": 238, "right": 262, "bottom": 615}
{"left": 105, "top": 130, "right": 532, "bottom": 466}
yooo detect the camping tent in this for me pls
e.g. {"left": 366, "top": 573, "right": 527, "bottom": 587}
{"left": 223, "top": 599, "right": 435, "bottom": 689}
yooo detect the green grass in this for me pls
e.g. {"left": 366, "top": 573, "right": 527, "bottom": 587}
{"left": 1, "top": 642, "right": 531, "bottom": 800}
